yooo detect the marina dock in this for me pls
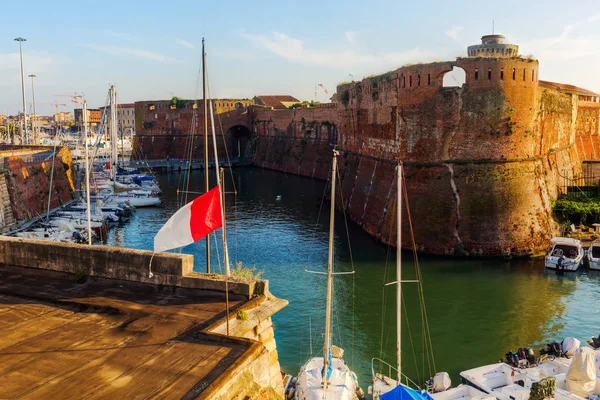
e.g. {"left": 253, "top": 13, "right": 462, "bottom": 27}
{"left": 0, "top": 236, "right": 287, "bottom": 399}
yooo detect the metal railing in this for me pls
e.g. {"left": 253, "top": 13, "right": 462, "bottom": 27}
{"left": 371, "top": 357, "right": 421, "bottom": 389}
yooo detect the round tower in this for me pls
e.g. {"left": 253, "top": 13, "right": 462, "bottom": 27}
{"left": 467, "top": 34, "right": 519, "bottom": 57}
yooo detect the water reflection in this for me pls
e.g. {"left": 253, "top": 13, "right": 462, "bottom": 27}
{"left": 105, "top": 168, "right": 596, "bottom": 390}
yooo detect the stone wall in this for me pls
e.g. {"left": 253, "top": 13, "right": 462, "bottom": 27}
{"left": 1, "top": 146, "right": 74, "bottom": 222}
{"left": 574, "top": 101, "right": 600, "bottom": 160}
{"left": 133, "top": 102, "right": 254, "bottom": 161}
{"left": 248, "top": 56, "right": 592, "bottom": 256}
{"left": 0, "top": 174, "right": 16, "bottom": 232}
{"left": 252, "top": 106, "right": 337, "bottom": 180}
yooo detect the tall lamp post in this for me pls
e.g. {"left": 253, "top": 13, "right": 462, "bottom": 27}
{"left": 14, "top": 37, "right": 27, "bottom": 144}
{"left": 28, "top": 74, "right": 37, "bottom": 144}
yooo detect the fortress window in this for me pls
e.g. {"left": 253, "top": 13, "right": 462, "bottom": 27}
{"left": 475, "top": 68, "right": 479, "bottom": 80}
{"left": 417, "top": 74, "right": 421, "bottom": 86}
{"left": 523, "top": 69, "right": 526, "bottom": 81}
{"left": 402, "top": 76, "right": 406, "bottom": 88}
{"left": 512, "top": 68, "right": 516, "bottom": 80}
{"left": 428, "top": 74, "right": 431, "bottom": 85}
{"left": 500, "top": 68, "right": 504, "bottom": 80}
{"left": 532, "top": 70, "right": 536, "bottom": 81}
{"left": 409, "top": 76, "right": 412, "bottom": 87}
{"left": 488, "top": 68, "right": 492, "bottom": 80}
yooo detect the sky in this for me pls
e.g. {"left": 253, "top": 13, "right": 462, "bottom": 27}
{"left": 0, "top": 0, "right": 599, "bottom": 115}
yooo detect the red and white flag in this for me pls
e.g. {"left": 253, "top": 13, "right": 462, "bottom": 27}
{"left": 154, "top": 186, "right": 222, "bottom": 252}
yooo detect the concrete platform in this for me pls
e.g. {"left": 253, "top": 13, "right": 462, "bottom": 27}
{"left": 0, "top": 264, "right": 250, "bottom": 399}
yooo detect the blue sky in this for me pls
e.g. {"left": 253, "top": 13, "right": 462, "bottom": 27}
{"left": 1, "top": 0, "right": 599, "bottom": 115}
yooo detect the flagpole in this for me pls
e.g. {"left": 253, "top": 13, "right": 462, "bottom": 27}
{"left": 202, "top": 37, "right": 211, "bottom": 274}
{"left": 209, "top": 100, "right": 231, "bottom": 277}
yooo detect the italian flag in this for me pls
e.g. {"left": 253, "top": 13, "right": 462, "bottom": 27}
{"left": 154, "top": 186, "right": 222, "bottom": 252}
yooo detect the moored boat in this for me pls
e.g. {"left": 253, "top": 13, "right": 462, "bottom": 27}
{"left": 544, "top": 237, "right": 584, "bottom": 271}
{"left": 588, "top": 241, "right": 600, "bottom": 271}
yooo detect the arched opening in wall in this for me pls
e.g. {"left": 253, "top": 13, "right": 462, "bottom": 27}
{"left": 442, "top": 67, "right": 466, "bottom": 88}
{"left": 227, "top": 125, "right": 252, "bottom": 159}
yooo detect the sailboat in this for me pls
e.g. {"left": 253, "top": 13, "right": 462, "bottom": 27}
{"left": 369, "top": 165, "right": 486, "bottom": 400}
{"left": 294, "top": 150, "right": 363, "bottom": 400}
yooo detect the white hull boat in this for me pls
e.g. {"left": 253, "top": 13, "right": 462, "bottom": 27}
{"left": 295, "top": 356, "right": 361, "bottom": 400}
{"left": 107, "top": 193, "right": 160, "bottom": 207}
{"left": 544, "top": 237, "right": 584, "bottom": 271}
{"left": 431, "top": 384, "right": 495, "bottom": 400}
{"left": 588, "top": 241, "right": 600, "bottom": 271}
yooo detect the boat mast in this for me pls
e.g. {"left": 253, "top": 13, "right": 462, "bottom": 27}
{"left": 83, "top": 99, "right": 92, "bottom": 245}
{"left": 208, "top": 100, "right": 230, "bottom": 277}
{"left": 202, "top": 37, "right": 211, "bottom": 274}
{"left": 110, "top": 85, "right": 118, "bottom": 186}
{"left": 396, "top": 163, "right": 402, "bottom": 383}
{"left": 323, "top": 149, "right": 338, "bottom": 390}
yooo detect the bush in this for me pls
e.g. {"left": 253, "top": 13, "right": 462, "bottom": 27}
{"left": 552, "top": 196, "right": 600, "bottom": 216}
{"left": 231, "top": 261, "right": 263, "bottom": 281}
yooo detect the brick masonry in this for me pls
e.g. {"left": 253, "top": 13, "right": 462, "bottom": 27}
{"left": 130, "top": 58, "right": 600, "bottom": 257}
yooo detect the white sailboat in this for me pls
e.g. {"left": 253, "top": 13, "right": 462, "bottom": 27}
{"left": 294, "top": 150, "right": 363, "bottom": 400}
{"left": 369, "top": 164, "right": 475, "bottom": 400}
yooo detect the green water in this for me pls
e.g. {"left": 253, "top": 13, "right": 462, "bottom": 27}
{"left": 107, "top": 167, "right": 600, "bottom": 390}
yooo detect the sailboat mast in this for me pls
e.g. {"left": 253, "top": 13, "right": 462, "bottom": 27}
{"left": 323, "top": 149, "right": 338, "bottom": 390}
{"left": 202, "top": 37, "right": 211, "bottom": 273}
{"left": 396, "top": 163, "right": 402, "bottom": 383}
{"left": 208, "top": 100, "right": 230, "bottom": 277}
{"left": 83, "top": 99, "right": 92, "bottom": 245}
{"left": 110, "top": 85, "right": 118, "bottom": 185}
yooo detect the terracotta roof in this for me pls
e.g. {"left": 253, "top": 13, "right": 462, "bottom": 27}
{"left": 539, "top": 80, "right": 599, "bottom": 97}
{"left": 253, "top": 95, "right": 300, "bottom": 109}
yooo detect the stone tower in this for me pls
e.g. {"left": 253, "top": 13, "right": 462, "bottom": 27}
{"left": 467, "top": 34, "right": 519, "bottom": 57}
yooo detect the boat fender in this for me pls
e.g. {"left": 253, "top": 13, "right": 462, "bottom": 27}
{"left": 356, "top": 386, "right": 366, "bottom": 400}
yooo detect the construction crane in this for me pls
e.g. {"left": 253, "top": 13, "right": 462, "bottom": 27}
{"left": 53, "top": 93, "right": 84, "bottom": 105}
{"left": 40, "top": 102, "right": 67, "bottom": 122}
{"left": 314, "top": 83, "right": 330, "bottom": 102}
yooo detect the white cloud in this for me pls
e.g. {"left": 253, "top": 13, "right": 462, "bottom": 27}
{"left": 241, "top": 31, "right": 437, "bottom": 70}
{"left": 445, "top": 26, "right": 464, "bottom": 42}
{"left": 83, "top": 44, "right": 177, "bottom": 63}
{"left": 176, "top": 38, "right": 196, "bottom": 49}
{"left": 519, "top": 25, "right": 600, "bottom": 61}
{"left": 588, "top": 15, "right": 600, "bottom": 23}
{"left": 0, "top": 51, "right": 59, "bottom": 73}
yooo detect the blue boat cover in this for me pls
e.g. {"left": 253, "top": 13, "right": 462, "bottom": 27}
{"left": 381, "top": 384, "right": 435, "bottom": 400}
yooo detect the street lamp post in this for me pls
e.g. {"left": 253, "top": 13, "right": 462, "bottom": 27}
{"left": 28, "top": 74, "right": 37, "bottom": 144}
{"left": 14, "top": 37, "right": 27, "bottom": 145}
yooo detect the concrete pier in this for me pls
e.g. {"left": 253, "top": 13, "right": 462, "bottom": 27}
{"left": 0, "top": 237, "right": 287, "bottom": 399}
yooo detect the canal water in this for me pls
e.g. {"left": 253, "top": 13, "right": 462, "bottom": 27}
{"left": 107, "top": 167, "right": 600, "bottom": 390}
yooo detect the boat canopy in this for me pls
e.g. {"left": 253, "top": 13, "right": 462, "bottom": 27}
{"left": 381, "top": 384, "right": 435, "bottom": 400}
{"left": 550, "top": 237, "right": 581, "bottom": 246}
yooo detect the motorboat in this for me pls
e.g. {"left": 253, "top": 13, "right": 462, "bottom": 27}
{"left": 106, "top": 192, "right": 161, "bottom": 207}
{"left": 544, "top": 237, "right": 584, "bottom": 271}
{"left": 431, "top": 384, "right": 495, "bottom": 400}
{"left": 588, "top": 241, "right": 600, "bottom": 271}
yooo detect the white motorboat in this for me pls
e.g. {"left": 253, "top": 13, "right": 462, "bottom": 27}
{"left": 544, "top": 237, "right": 584, "bottom": 271}
{"left": 294, "top": 151, "right": 363, "bottom": 400}
{"left": 431, "top": 384, "right": 495, "bottom": 400}
{"left": 106, "top": 192, "right": 160, "bottom": 207}
{"left": 588, "top": 241, "right": 600, "bottom": 271}
{"left": 459, "top": 350, "right": 600, "bottom": 400}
